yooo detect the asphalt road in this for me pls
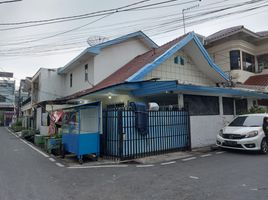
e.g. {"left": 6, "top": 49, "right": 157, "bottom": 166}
{"left": 1, "top": 127, "right": 268, "bottom": 200}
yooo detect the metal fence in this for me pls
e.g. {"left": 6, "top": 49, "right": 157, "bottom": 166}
{"left": 102, "top": 106, "right": 191, "bottom": 160}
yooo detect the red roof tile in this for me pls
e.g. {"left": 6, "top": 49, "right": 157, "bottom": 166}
{"left": 61, "top": 34, "right": 187, "bottom": 100}
{"left": 244, "top": 74, "right": 268, "bottom": 86}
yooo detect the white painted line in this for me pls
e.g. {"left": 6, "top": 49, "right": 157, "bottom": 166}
{"left": 189, "top": 176, "right": 199, "bottom": 180}
{"left": 55, "top": 162, "right": 65, "bottom": 168}
{"left": 182, "top": 157, "right": 196, "bottom": 162}
{"left": 216, "top": 151, "right": 225, "bottom": 154}
{"left": 6, "top": 128, "right": 19, "bottom": 138}
{"left": 19, "top": 138, "right": 49, "bottom": 158}
{"left": 200, "top": 154, "right": 212, "bottom": 158}
{"left": 136, "top": 164, "right": 154, "bottom": 168}
{"left": 49, "top": 158, "right": 56, "bottom": 162}
{"left": 68, "top": 164, "right": 128, "bottom": 169}
{"left": 161, "top": 161, "right": 176, "bottom": 165}
{"left": 250, "top": 188, "right": 258, "bottom": 191}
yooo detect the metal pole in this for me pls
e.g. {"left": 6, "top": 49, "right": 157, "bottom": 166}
{"left": 182, "top": 9, "right": 186, "bottom": 34}
{"left": 181, "top": 1, "right": 201, "bottom": 34}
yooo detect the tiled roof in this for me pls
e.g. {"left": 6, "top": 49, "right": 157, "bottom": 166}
{"left": 257, "top": 31, "right": 268, "bottom": 37}
{"left": 61, "top": 34, "right": 188, "bottom": 100}
{"left": 206, "top": 25, "right": 244, "bottom": 42}
{"left": 244, "top": 74, "right": 268, "bottom": 86}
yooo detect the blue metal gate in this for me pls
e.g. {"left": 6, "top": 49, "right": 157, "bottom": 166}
{"left": 102, "top": 106, "right": 191, "bottom": 160}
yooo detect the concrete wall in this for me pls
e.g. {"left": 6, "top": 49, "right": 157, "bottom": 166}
{"left": 230, "top": 70, "right": 254, "bottom": 83}
{"left": 190, "top": 115, "right": 234, "bottom": 148}
{"left": 37, "top": 68, "right": 65, "bottom": 102}
{"left": 144, "top": 51, "right": 215, "bottom": 86}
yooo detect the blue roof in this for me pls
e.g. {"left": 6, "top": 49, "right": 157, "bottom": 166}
{"left": 130, "top": 81, "right": 268, "bottom": 99}
{"left": 58, "top": 31, "right": 158, "bottom": 75}
{"left": 127, "top": 32, "right": 229, "bottom": 82}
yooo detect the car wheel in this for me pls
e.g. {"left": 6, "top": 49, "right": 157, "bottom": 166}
{"left": 260, "top": 139, "right": 268, "bottom": 154}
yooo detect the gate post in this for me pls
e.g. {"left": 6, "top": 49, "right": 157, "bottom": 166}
{"left": 101, "top": 110, "right": 108, "bottom": 156}
{"left": 186, "top": 109, "right": 192, "bottom": 151}
{"left": 117, "top": 110, "right": 124, "bottom": 160}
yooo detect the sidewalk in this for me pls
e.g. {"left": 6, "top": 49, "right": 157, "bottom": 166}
{"left": 8, "top": 128, "right": 218, "bottom": 166}
{"left": 132, "top": 146, "right": 217, "bottom": 164}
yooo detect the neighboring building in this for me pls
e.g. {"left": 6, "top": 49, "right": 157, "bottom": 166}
{"left": 20, "top": 77, "right": 34, "bottom": 129}
{"left": 0, "top": 72, "right": 15, "bottom": 126}
{"left": 205, "top": 25, "right": 268, "bottom": 84}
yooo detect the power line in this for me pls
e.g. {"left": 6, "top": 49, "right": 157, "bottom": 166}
{"left": 0, "top": 0, "right": 196, "bottom": 31}
{"left": 1, "top": 0, "right": 267, "bottom": 57}
{"left": 0, "top": 0, "right": 22, "bottom": 4}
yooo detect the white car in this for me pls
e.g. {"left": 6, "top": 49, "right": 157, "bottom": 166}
{"left": 216, "top": 114, "right": 268, "bottom": 154}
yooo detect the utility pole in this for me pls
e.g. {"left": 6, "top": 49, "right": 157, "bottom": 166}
{"left": 182, "top": 1, "right": 201, "bottom": 34}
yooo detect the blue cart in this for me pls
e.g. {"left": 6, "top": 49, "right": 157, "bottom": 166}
{"left": 61, "top": 102, "right": 101, "bottom": 164}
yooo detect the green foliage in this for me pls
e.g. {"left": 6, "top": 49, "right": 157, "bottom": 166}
{"left": 248, "top": 106, "right": 266, "bottom": 114}
{"left": 10, "top": 124, "right": 24, "bottom": 132}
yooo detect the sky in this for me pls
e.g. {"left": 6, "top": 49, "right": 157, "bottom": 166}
{"left": 0, "top": 0, "right": 268, "bottom": 87}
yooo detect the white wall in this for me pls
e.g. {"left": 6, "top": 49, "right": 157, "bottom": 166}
{"left": 38, "top": 68, "right": 65, "bottom": 102}
{"left": 190, "top": 115, "right": 234, "bottom": 148}
{"left": 36, "top": 107, "right": 42, "bottom": 130}
{"left": 94, "top": 38, "right": 150, "bottom": 85}
{"left": 144, "top": 51, "right": 215, "bottom": 86}
{"left": 230, "top": 70, "right": 254, "bottom": 83}
{"left": 64, "top": 58, "right": 94, "bottom": 96}
{"left": 63, "top": 38, "right": 150, "bottom": 96}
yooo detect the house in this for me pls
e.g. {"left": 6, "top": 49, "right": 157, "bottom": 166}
{"left": 205, "top": 25, "right": 268, "bottom": 84}
{"left": 23, "top": 31, "right": 157, "bottom": 133}
{"left": 21, "top": 30, "right": 268, "bottom": 154}
{"left": 52, "top": 31, "right": 268, "bottom": 149}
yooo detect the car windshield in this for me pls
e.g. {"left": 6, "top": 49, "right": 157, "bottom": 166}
{"left": 228, "top": 116, "right": 264, "bottom": 127}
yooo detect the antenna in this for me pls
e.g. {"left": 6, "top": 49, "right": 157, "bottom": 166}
{"left": 182, "top": 0, "right": 201, "bottom": 34}
{"left": 87, "top": 36, "right": 109, "bottom": 46}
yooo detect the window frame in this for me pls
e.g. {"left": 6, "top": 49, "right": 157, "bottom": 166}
{"left": 229, "top": 50, "right": 241, "bottom": 70}
{"left": 70, "top": 73, "right": 73, "bottom": 88}
{"left": 85, "top": 64, "right": 88, "bottom": 82}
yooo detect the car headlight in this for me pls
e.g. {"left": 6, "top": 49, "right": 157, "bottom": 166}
{"left": 245, "top": 131, "right": 258, "bottom": 138}
{"left": 219, "top": 129, "right": 223, "bottom": 137}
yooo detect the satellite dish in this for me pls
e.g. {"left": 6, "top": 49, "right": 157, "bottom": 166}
{"left": 87, "top": 36, "right": 109, "bottom": 46}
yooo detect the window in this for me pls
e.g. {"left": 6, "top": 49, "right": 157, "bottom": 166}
{"left": 223, "top": 97, "right": 234, "bottom": 115}
{"left": 257, "top": 54, "right": 268, "bottom": 71}
{"left": 235, "top": 99, "right": 248, "bottom": 115}
{"left": 174, "top": 56, "right": 179, "bottom": 64}
{"left": 70, "top": 73, "right": 72, "bottom": 87}
{"left": 242, "top": 52, "right": 255, "bottom": 73}
{"left": 229, "top": 116, "right": 263, "bottom": 127}
{"left": 85, "top": 64, "right": 88, "bottom": 82}
{"left": 0, "top": 95, "right": 5, "bottom": 102}
{"left": 180, "top": 57, "right": 185, "bottom": 65}
{"left": 184, "top": 95, "right": 219, "bottom": 115}
{"left": 229, "top": 50, "right": 240, "bottom": 70}
{"left": 174, "top": 56, "right": 184, "bottom": 65}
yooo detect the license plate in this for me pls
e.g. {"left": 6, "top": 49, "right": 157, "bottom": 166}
{"left": 224, "top": 141, "right": 237, "bottom": 146}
